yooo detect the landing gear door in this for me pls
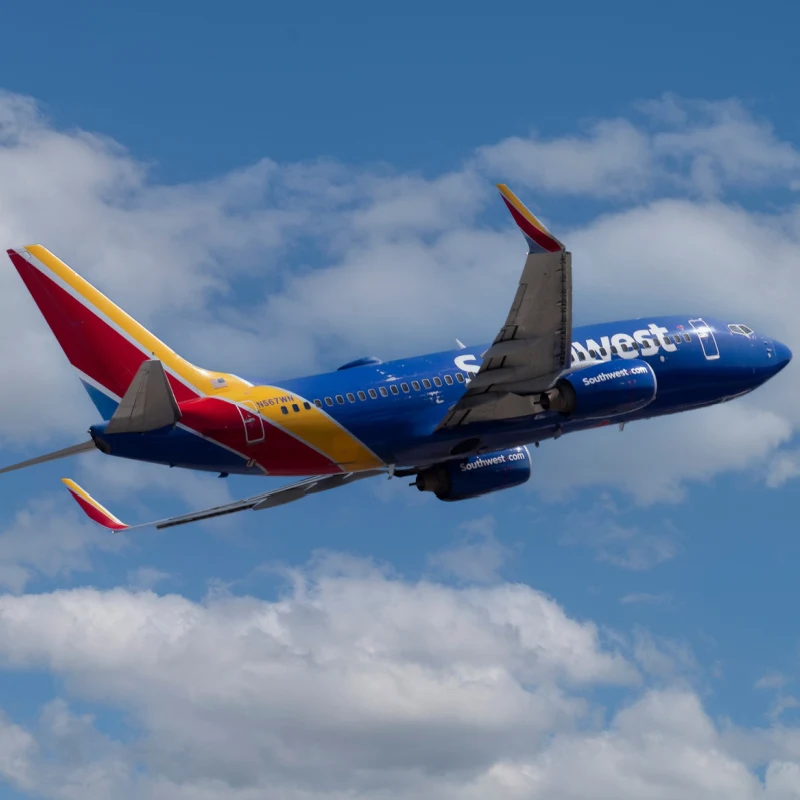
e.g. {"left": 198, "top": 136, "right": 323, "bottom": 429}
{"left": 689, "top": 318, "right": 720, "bottom": 360}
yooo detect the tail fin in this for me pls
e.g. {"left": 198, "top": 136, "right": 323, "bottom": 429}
{"left": 7, "top": 245, "right": 249, "bottom": 418}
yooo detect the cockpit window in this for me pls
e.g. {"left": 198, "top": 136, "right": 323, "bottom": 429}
{"left": 728, "top": 324, "right": 754, "bottom": 336}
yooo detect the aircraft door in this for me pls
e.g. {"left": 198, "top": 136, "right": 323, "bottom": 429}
{"left": 688, "top": 318, "right": 720, "bottom": 360}
{"left": 238, "top": 401, "right": 265, "bottom": 444}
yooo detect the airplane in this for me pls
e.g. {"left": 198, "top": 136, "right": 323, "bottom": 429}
{"left": 0, "top": 184, "right": 792, "bottom": 532}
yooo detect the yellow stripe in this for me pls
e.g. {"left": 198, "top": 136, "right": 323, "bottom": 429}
{"left": 496, "top": 184, "right": 554, "bottom": 238}
{"left": 30, "top": 246, "right": 384, "bottom": 470}
{"left": 61, "top": 478, "right": 125, "bottom": 524}
{"left": 244, "top": 386, "right": 384, "bottom": 469}
{"left": 25, "top": 245, "right": 249, "bottom": 396}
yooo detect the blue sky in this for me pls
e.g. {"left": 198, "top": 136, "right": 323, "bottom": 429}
{"left": 0, "top": 2, "right": 798, "bottom": 798}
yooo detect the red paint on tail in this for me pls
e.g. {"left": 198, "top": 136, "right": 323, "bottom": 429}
{"left": 8, "top": 250, "right": 198, "bottom": 402}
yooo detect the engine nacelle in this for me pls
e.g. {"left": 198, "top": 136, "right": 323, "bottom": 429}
{"left": 540, "top": 358, "right": 657, "bottom": 421}
{"left": 414, "top": 446, "right": 531, "bottom": 501}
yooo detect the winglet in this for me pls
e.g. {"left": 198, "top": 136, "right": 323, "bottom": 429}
{"left": 61, "top": 479, "right": 128, "bottom": 531}
{"left": 497, "top": 184, "right": 563, "bottom": 254}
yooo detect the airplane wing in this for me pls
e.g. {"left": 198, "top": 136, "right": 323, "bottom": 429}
{"left": 63, "top": 469, "right": 387, "bottom": 532}
{"left": 438, "top": 184, "right": 572, "bottom": 428}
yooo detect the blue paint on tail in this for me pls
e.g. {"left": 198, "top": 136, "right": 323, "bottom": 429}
{"left": 81, "top": 381, "right": 119, "bottom": 420}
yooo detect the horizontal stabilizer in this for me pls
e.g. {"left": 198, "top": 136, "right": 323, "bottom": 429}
{"left": 105, "top": 359, "right": 181, "bottom": 434}
{"left": 0, "top": 440, "right": 96, "bottom": 476}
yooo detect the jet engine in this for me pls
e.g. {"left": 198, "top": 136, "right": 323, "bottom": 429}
{"left": 414, "top": 446, "right": 531, "bottom": 501}
{"left": 540, "top": 359, "right": 657, "bottom": 421}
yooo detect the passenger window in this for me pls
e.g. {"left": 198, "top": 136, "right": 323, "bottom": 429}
{"left": 325, "top": 397, "right": 333, "bottom": 407}
{"left": 620, "top": 344, "right": 629, "bottom": 352}
{"left": 336, "top": 395, "right": 345, "bottom": 404}
{"left": 401, "top": 383, "right": 409, "bottom": 392}
{"left": 433, "top": 377, "right": 443, "bottom": 387}
{"left": 368, "top": 389, "right": 377, "bottom": 399}
{"left": 357, "top": 391, "right": 366, "bottom": 401}
{"left": 444, "top": 375, "right": 454, "bottom": 385}
{"left": 577, "top": 352, "right": 586, "bottom": 361}
{"left": 314, "top": 399, "right": 322, "bottom": 408}
{"left": 281, "top": 406, "right": 288, "bottom": 415}
{"left": 456, "top": 373, "right": 465, "bottom": 382}
{"left": 599, "top": 348, "right": 607, "bottom": 356}
{"left": 411, "top": 381, "right": 420, "bottom": 391}
{"left": 610, "top": 346, "right": 617, "bottom": 354}
{"left": 422, "top": 379, "right": 431, "bottom": 389}
{"left": 379, "top": 387, "right": 389, "bottom": 397}
{"left": 346, "top": 393, "right": 355, "bottom": 403}
{"left": 673, "top": 335, "right": 681, "bottom": 344}
{"left": 292, "top": 403, "right": 300, "bottom": 413}
{"left": 683, "top": 333, "right": 691, "bottom": 342}
{"left": 589, "top": 350, "right": 597, "bottom": 358}
{"left": 390, "top": 385, "right": 399, "bottom": 395}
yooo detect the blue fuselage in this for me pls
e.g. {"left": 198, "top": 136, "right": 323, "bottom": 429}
{"left": 91, "top": 314, "right": 792, "bottom": 476}
{"left": 282, "top": 314, "right": 790, "bottom": 466}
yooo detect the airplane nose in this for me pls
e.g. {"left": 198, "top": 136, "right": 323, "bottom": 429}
{"left": 772, "top": 339, "right": 793, "bottom": 372}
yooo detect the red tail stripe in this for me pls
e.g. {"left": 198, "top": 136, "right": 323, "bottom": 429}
{"left": 9, "top": 251, "right": 199, "bottom": 402}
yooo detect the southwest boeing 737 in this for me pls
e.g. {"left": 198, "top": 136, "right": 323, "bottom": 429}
{"left": 0, "top": 185, "right": 792, "bottom": 531}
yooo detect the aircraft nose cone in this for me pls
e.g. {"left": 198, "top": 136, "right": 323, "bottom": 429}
{"left": 772, "top": 339, "right": 792, "bottom": 373}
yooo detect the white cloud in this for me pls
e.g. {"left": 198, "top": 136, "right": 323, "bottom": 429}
{"left": 0, "top": 559, "right": 641, "bottom": 797}
{"left": 536, "top": 403, "right": 792, "bottom": 506}
{"left": 478, "top": 118, "right": 653, "bottom": 198}
{"left": 427, "top": 515, "right": 512, "bottom": 584}
{"left": 0, "top": 555, "right": 790, "bottom": 798}
{"left": 646, "top": 96, "right": 800, "bottom": 196}
{"left": 558, "top": 495, "right": 681, "bottom": 568}
{"left": 0, "top": 496, "right": 124, "bottom": 593}
{"left": 630, "top": 629, "right": 700, "bottom": 684}
{"left": 758, "top": 673, "right": 792, "bottom": 691}
{"left": 127, "top": 567, "right": 172, "bottom": 591}
{"left": 480, "top": 95, "right": 800, "bottom": 199}
{"left": 512, "top": 689, "right": 764, "bottom": 800}
{"left": 620, "top": 592, "right": 673, "bottom": 606}
{"left": 767, "top": 451, "right": 800, "bottom": 488}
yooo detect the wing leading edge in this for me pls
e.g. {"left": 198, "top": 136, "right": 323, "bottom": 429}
{"left": 438, "top": 185, "right": 572, "bottom": 428}
{"left": 63, "top": 470, "right": 387, "bottom": 532}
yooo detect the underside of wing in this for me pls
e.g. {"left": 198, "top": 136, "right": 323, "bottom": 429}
{"left": 438, "top": 185, "right": 573, "bottom": 429}
{"left": 64, "top": 469, "right": 387, "bottom": 532}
